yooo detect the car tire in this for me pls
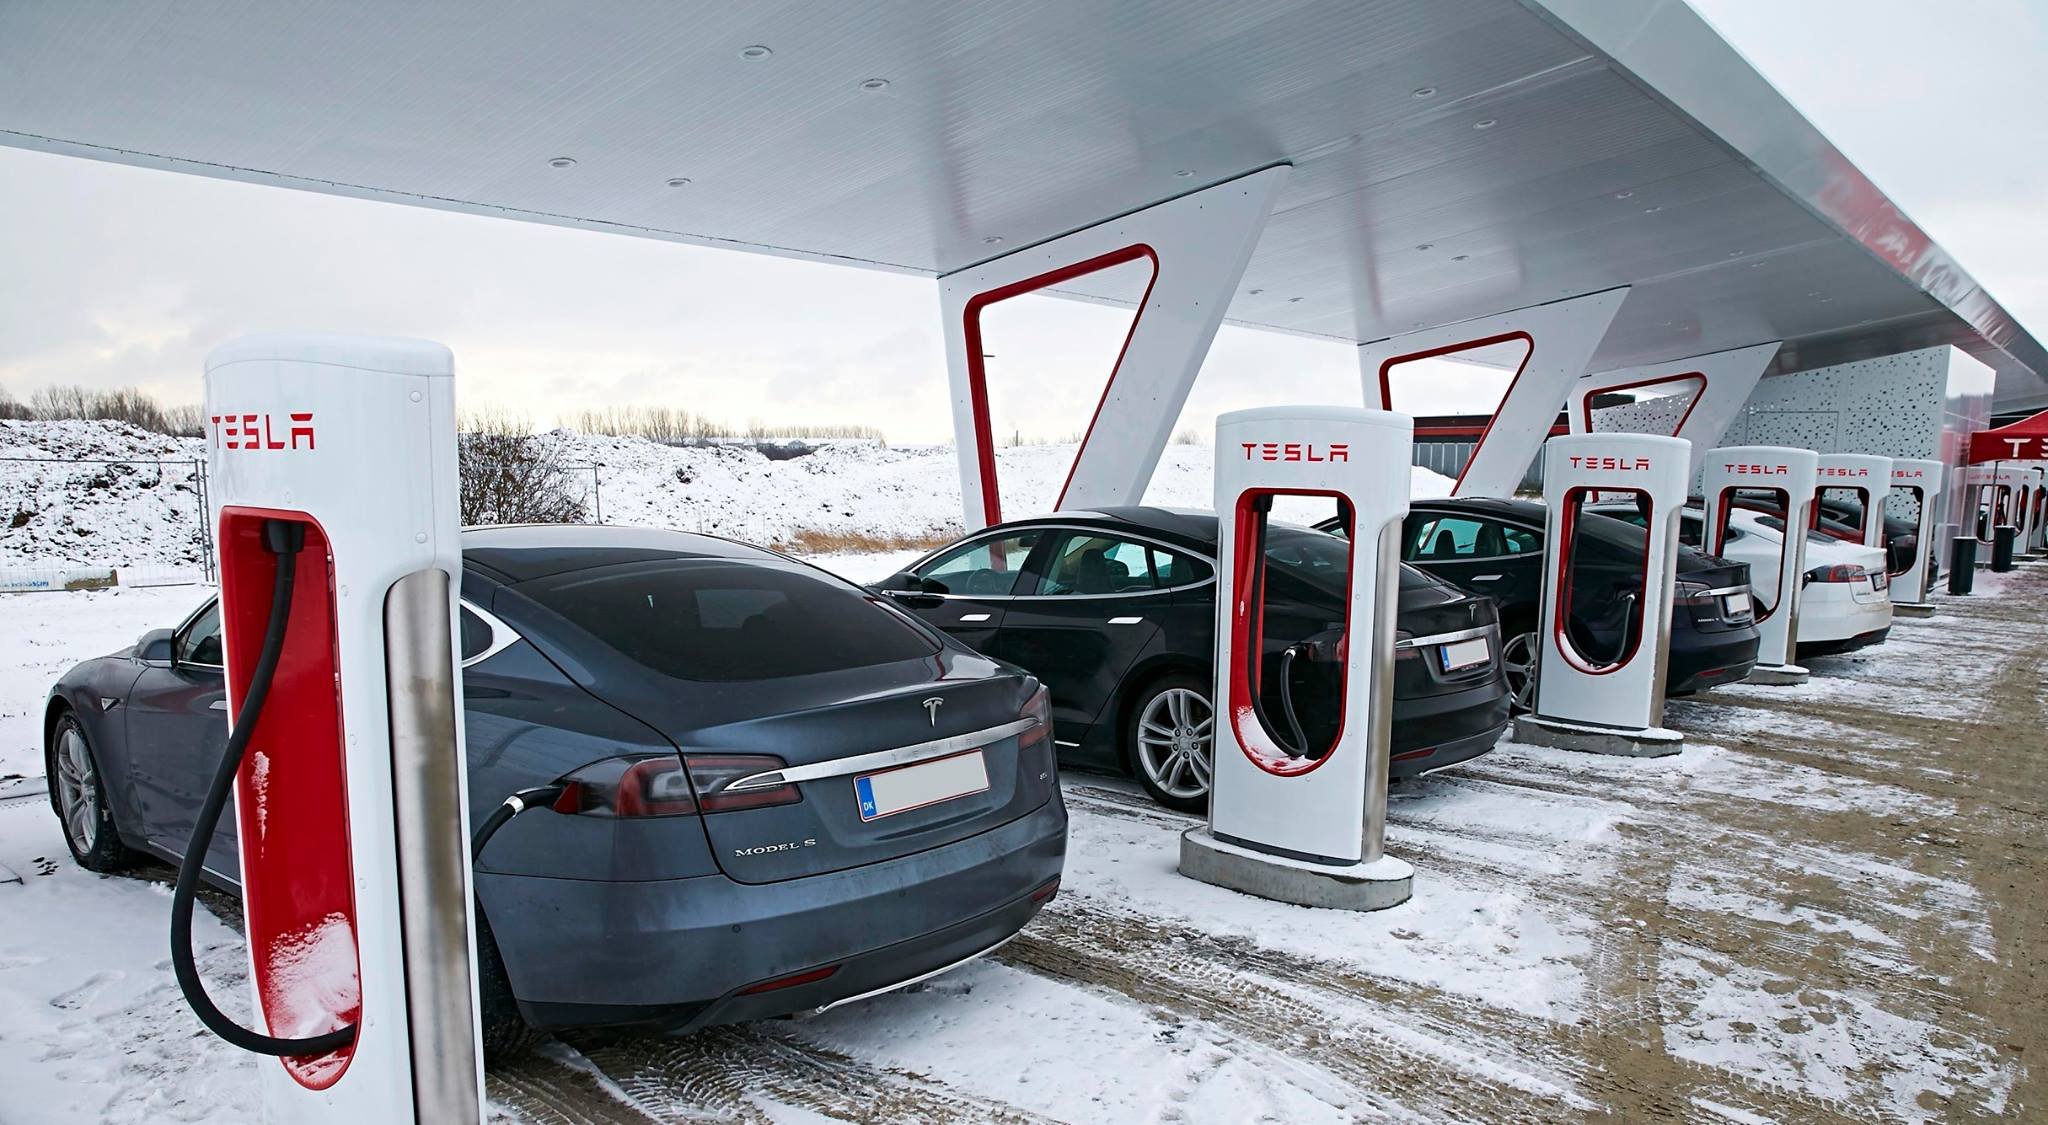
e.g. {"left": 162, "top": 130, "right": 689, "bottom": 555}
{"left": 1499, "top": 626, "right": 1539, "bottom": 715}
{"left": 1125, "top": 671, "right": 1214, "bottom": 814}
{"left": 47, "top": 711, "right": 140, "bottom": 873}
{"left": 475, "top": 907, "right": 541, "bottom": 1062}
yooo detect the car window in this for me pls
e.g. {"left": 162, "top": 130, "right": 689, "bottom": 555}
{"left": 1034, "top": 533, "right": 1159, "bottom": 596}
{"left": 176, "top": 602, "right": 223, "bottom": 667}
{"left": 1404, "top": 515, "right": 1534, "bottom": 561}
{"left": 1149, "top": 547, "right": 1212, "bottom": 589}
{"left": 916, "top": 531, "right": 1040, "bottom": 597}
{"left": 521, "top": 559, "right": 938, "bottom": 681}
{"left": 459, "top": 606, "right": 493, "bottom": 662}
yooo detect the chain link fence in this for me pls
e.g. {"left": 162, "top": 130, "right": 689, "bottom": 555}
{"left": 1, "top": 455, "right": 215, "bottom": 592}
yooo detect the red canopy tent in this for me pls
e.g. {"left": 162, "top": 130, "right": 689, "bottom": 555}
{"left": 1970, "top": 409, "right": 2048, "bottom": 462}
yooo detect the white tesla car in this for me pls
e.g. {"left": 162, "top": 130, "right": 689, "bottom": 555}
{"left": 1688, "top": 508, "right": 1893, "bottom": 654}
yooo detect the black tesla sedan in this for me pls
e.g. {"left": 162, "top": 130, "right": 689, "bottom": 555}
{"left": 879, "top": 507, "right": 1511, "bottom": 811}
{"left": 43, "top": 525, "right": 1065, "bottom": 1056}
{"left": 1326, "top": 498, "right": 1760, "bottom": 709}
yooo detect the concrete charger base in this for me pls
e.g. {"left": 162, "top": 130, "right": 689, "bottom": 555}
{"left": 1179, "top": 827, "right": 1413, "bottom": 912}
{"left": 1893, "top": 602, "right": 1938, "bottom": 619}
{"left": 1744, "top": 663, "right": 1811, "bottom": 686}
{"left": 1513, "top": 715, "right": 1684, "bottom": 758}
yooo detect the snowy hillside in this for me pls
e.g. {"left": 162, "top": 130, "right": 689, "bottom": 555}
{"left": 1, "top": 421, "right": 1453, "bottom": 572}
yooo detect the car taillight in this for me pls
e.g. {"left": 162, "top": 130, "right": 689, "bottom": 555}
{"left": 1803, "top": 564, "right": 1865, "bottom": 584}
{"left": 1393, "top": 628, "right": 1418, "bottom": 661}
{"left": 1018, "top": 685, "right": 1052, "bottom": 750}
{"left": 552, "top": 753, "right": 800, "bottom": 817}
{"left": 1672, "top": 581, "right": 1716, "bottom": 605}
{"left": 685, "top": 754, "right": 806, "bottom": 813}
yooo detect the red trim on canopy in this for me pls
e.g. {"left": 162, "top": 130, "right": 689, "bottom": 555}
{"left": 1969, "top": 408, "right": 2048, "bottom": 463}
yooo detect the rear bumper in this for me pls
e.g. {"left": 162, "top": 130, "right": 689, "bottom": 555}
{"left": 1800, "top": 625, "right": 1891, "bottom": 657}
{"left": 479, "top": 793, "right": 1068, "bottom": 1033}
{"left": 1666, "top": 629, "right": 1761, "bottom": 694}
{"left": 1390, "top": 678, "right": 1511, "bottom": 779}
{"left": 1796, "top": 591, "right": 1894, "bottom": 644}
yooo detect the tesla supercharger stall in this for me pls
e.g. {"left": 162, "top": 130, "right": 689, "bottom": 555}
{"left": 1888, "top": 458, "right": 1944, "bottom": 615}
{"left": 1701, "top": 446, "right": 1820, "bottom": 685}
{"left": 1815, "top": 454, "right": 1893, "bottom": 553}
{"left": 179, "top": 334, "right": 483, "bottom": 1124}
{"left": 1512, "top": 433, "right": 1691, "bottom": 757}
{"left": 1179, "top": 406, "right": 1415, "bottom": 912}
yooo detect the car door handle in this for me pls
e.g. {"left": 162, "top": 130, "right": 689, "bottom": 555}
{"left": 959, "top": 613, "right": 991, "bottom": 623}
{"left": 1470, "top": 574, "right": 1504, "bottom": 583}
{"left": 208, "top": 700, "right": 227, "bottom": 711}
{"left": 1108, "top": 616, "right": 1143, "bottom": 625}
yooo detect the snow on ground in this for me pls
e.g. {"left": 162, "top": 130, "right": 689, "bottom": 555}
{"left": 2, "top": 420, "right": 1455, "bottom": 573}
{"left": 4, "top": 577, "right": 2039, "bottom": 1122}
{"left": 0, "top": 585, "right": 210, "bottom": 781}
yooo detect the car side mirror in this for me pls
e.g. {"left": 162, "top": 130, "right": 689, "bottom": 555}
{"left": 137, "top": 627, "right": 175, "bottom": 665}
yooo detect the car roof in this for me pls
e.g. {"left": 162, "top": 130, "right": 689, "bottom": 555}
{"left": 1409, "top": 496, "right": 1545, "bottom": 522}
{"left": 1000, "top": 506, "right": 1221, "bottom": 548}
{"left": 461, "top": 523, "right": 778, "bottom": 583}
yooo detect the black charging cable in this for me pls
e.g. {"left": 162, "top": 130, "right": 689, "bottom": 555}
{"left": 171, "top": 519, "right": 562, "bottom": 1056}
{"left": 1277, "top": 645, "right": 1311, "bottom": 756}
{"left": 470, "top": 785, "right": 566, "bottom": 862}
{"left": 169, "top": 519, "right": 360, "bottom": 1057}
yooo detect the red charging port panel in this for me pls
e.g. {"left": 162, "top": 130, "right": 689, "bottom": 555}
{"left": 218, "top": 508, "right": 361, "bottom": 1087}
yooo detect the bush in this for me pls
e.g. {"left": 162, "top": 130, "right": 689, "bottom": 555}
{"left": 458, "top": 413, "right": 588, "bottom": 526}
{"left": 0, "top": 383, "right": 30, "bottom": 421}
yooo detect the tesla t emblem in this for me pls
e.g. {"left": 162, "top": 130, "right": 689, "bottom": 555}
{"left": 922, "top": 697, "right": 944, "bottom": 727}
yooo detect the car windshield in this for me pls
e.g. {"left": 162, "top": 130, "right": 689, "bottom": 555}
{"left": 521, "top": 558, "right": 938, "bottom": 681}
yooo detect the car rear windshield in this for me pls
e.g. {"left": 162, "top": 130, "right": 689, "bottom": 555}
{"left": 521, "top": 559, "right": 938, "bottom": 681}
{"left": 1263, "top": 524, "right": 1430, "bottom": 593}
{"left": 1754, "top": 515, "right": 1842, "bottom": 547}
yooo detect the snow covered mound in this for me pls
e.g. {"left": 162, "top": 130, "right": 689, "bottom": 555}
{"left": 0, "top": 421, "right": 209, "bottom": 573}
{"left": 1, "top": 420, "right": 1458, "bottom": 571}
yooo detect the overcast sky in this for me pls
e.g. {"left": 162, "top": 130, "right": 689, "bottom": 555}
{"left": 1, "top": 0, "right": 2042, "bottom": 444}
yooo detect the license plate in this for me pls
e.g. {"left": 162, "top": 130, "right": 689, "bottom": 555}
{"left": 1721, "top": 591, "right": 1752, "bottom": 617}
{"left": 1439, "top": 637, "right": 1490, "bottom": 672}
{"left": 854, "top": 750, "right": 989, "bottom": 822}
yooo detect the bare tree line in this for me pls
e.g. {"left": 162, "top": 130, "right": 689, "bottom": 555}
{"left": 0, "top": 383, "right": 203, "bottom": 435}
{"left": 565, "top": 405, "right": 885, "bottom": 444}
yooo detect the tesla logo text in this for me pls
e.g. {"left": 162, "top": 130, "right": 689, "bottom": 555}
{"left": 1567, "top": 456, "right": 1652, "bottom": 471}
{"left": 922, "top": 696, "right": 944, "bottom": 726}
{"left": 210, "top": 412, "right": 315, "bottom": 450}
{"left": 734, "top": 839, "right": 817, "bottom": 857}
{"left": 1817, "top": 466, "right": 1868, "bottom": 478}
{"left": 2004, "top": 437, "right": 2046, "bottom": 457}
{"left": 1893, "top": 469, "right": 1927, "bottom": 480}
{"left": 1241, "top": 442, "right": 1349, "bottom": 463}
{"left": 1722, "top": 462, "right": 1788, "bottom": 475}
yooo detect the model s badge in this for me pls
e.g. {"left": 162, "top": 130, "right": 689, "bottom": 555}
{"left": 922, "top": 696, "right": 944, "bottom": 727}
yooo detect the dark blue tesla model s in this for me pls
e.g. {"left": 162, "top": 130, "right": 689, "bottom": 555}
{"left": 43, "top": 525, "right": 1066, "bottom": 1056}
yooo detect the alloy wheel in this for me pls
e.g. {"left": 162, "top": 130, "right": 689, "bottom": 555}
{"left": 54, "top": 727, "right": 100, "bottom": 855}
{"left": 1136, "top": 687, "right": 1214, "bottom": 800}
{"left": 1500, "top": 631, "right": 1539, "bottom": 714}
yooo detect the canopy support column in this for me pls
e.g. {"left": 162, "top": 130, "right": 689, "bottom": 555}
{"left": 1358, "top": 289, "right": 1627, "bottom": 498}
{"left": 1568, "top": 342, "right": 1782, "bottom": 479}
{"left": 939, "top": 166, "right": 1289, "bottom": 530}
